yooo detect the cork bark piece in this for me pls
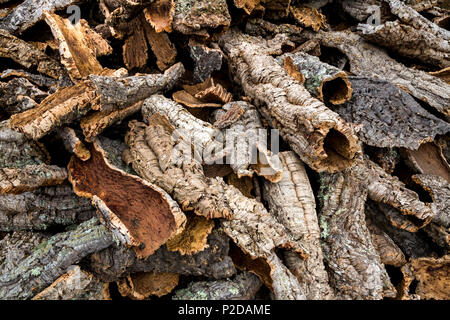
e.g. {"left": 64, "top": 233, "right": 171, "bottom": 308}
{"left": 144, "top": 0, "right": 175, "bottom": 33}
{"left": 0, "top": 69, "right": 58, "bottom": 90}
{"left": 233, "top": 0, "right": 261, "bottom": 15}
{"left": 0, "top": 185, "right": 94, "bottom": 232}
{"left": 55, "top": 126, "right": 90, "bottom": 161}
{"left": 189, "top": 40, "right": 223, "bottom": 83}
{"left": 0, "top": 29, "right": 64, "bottom": 79}
{"left": 334, "top": 77, "right": 450, "bottom": 150}
{"left": 306, "top": 30, "right": 450, "bottom": 118}
{"left": 279, "top": 52, "right": 353, "bottom": 105}
{"left": 0, "top": 218, "right": 114, "bottom": 300}
{"left": 32, "top": 265, "right": 110, "bottom": 300}
{"left": 262, "top": 151, "right": 333, "bottom": 300}
{"left": 218, "top": 29, "right": 360, "bottom": 173}
{"left": 0, "top": 78, "right": 48, "bottom": 116}
{"left": 184, "top": 77, "right": 233, "bottom": 105}
{"left": 117, "top": 272, "right": 179, "bottom": 299}
{"left": 290, "top": 5, "right": 327, "bottom": 32}
{"left": 318, "top": 168, "right": 394, "bottom": 300}
{"left": 142, "top": 18, "right": 177, "bottom": 71}
{"left": 122, "top": 15, "right": 148, "bottom": 70}
{"left": 430, "top": 67, "right": 450, "bottom": 84}
{"left": 245, "top": 18, "right": 304, "bottom": 40}
{"left": 89, "top": 229, "right": 236, "bottom": 282}
{"left": 173, "top": 272, "right": 262, "bottom": 300}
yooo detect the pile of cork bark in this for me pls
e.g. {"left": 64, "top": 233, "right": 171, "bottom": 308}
{"left": 0, "top": 0, "right": 449, "bottom": 300}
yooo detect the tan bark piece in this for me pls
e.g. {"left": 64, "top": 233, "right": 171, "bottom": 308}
{"left": 117, "top": 272, "right": 179, "bottom": 299}
{"left": 55, "top": 127, "right": 90, "bottom": 161}
{"left": 144, "top": 0, "right": 175, "bottom": 33}
{"left": 290, "top": 5, "right": 327, "bottom": 31}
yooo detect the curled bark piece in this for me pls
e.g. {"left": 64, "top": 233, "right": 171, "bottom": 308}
{"left": 306, "top": 30, "right": 450, "bottom": 118}
{"left": 89, "top": 62, "right": 184, "bottom": 112}
{"left": 218, "top": 29, "right": 360, "bottom": 173}
{"left": 0, "top": 78, "right": 48, "bottom": 115}
{"left": 0, "top": 185, "right": 94, "bottom": 232}
{"left": 400, "top": 255, "right": 450, "bottom": 300}
{"left": 0, "top": 164, "right": 67, "bottom": 195}
{"left": 117, "top": 272, "right": 179, "bottom": 299}
{"left": 366, "top": 216, "right": 407, "bottom": 267}
{"left": 32, "top": 265, "right": 110, "bottom": 300}
{"left": 430, "top": 67, "right": 450, "bottom": 84}
{"left": 261, "top": 151, "right": 333, "bottom": 299}
{"left": 318, "top": 169, "right": 393, "bottom": 300}
{"left": 233, "top": 0, "right": 261, "bottom": 15}
{"left": 166, "top": 215, "right": 214, "bottom": 255}
{"left": 402, "top": 143, "right": 450, "bottom": 183}
{"left": 290, "top": 5, "right": 327, "bottom": 31}
{"left": 9, "top": 81, "right": 99, "bottom": 140}
{"left": 184, "top": 77, "right": 233, "bottom": 105}
{"left": 44, "top": 12, "right": 108, "bottom": 82}
{"left": 0, "top": 0, "right": 82, "bottom": 35}
{"left": 358, "top": 0, "right": 450, "bottom": 68}
{"left": 279, "top": 52, "right": 352, "bottom": 105}
{"left": 0, "top": 218, "right": 113, "bottom": 300}
{"left": 68, "top": 139, "right": 186, "bottom": 259}
{"left": 144, "top": 0, "right": 174, "bottom": 33}
{"left": 89, "top": 229, "right": 236, "bottom": 282}
{"left": 55, "top": 127, "right": 90, "bottom": 161}
{"left": 172, "top": 0, "right": 231, "bottom": 38}
{"left": 0, "top": 29, "right": 64, "bottom": 79}
{"left": 173, "top": 91, "right": 222, "bottom": 108}
{"left": 212, "top": 101, "right": 283, "bottom": 182}
{"left": 189, "top": 40, "right": 223, "bottom": 83}
{"left": 335, "top": 77, "right": 450, "bottom": 150}
{"left": 353, "top": 158, "right": 433, "bottom": 229}
{"left": 81, "top": 101, "right": 143, "bottom": 142}
{"left": 173, "top": 272, "right": 262, "bottom": 300}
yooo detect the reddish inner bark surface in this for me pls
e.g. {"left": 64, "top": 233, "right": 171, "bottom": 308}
{"left": 69, "top": 144, "right": 176, "bottom": 257}
{"left": 408, "top": 142, "right": 450, "bottom": 183}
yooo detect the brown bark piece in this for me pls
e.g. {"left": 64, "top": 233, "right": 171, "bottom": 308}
{"left": 262, "top": 151, "right": 333, "bottom": 299}
{"left": 233, "top": 0, "right": 261, "bottom": 15}
{"left": 55, "top": 126, "right": 90, "bottom": 161}
{"left": 184, "top": 78, "right": 233, "bottom": 104}
{"left": 0, "top": 78, "right": 48, "bottom": 116}
{"left": 165, "top": 215, "right": 215, "bottom": 255}
{"left": 173, "top": 91, "right": 222, "bottom": 108}
{"left": 218, "top": 29, "right": 360, "bottom": 173}
{"left": 68, "top": 140, "right": 186, "bottom": 259}
{"left": 122, "top": 16, "right": 149, "bottom": 70}
{"left": 144, "top": 0, "right": 175, "bottom": 33}
{"left": 117, "top": 272, "right": 179, "bottom": 299}
{"left": 32, "top": 265, "right": 110, "bottom": 300}
{"left": 245, "top": 18, "right": 304, "bottom": 40}
{"left": 290, "top": 5, "right": 327, "bottom": 31}
{"left": 0, "top": 29, "right": 64, "bottom": 79}
{"left": 430, "top": 67, "right": 450, "bottom": 84}
{"left": 0, "top": 69, "right": 58, "bottom": 90}
{"left": 142, "top": 18, "right": 177, "bottom": 71}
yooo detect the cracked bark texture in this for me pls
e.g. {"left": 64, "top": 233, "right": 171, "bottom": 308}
{"left": 172, "top": 272, "right": 262, "bottom": 300}
{"left": 218, "top": 29, "right": 359, "bottom": 173}
{"left": 318, "top": 169, "right": 394, "bottom": 300}
{"left": 289, "top": 5, "right": 327, "bottom": 32}
{"left": 32, "top": 265, "right": 110, "bottom": 300}
{"left": 0, "top": 78, "right": 48, "bottom": 115}
{"left": 0, "top": 185, "right": 94, "bottom": 231}
{"left": 0, "top": 218, "right": 114, "bottom": 300}
{"left": 245, "top": 18, "right": 304, "bottom": 40}
{"left": 306, "top": 30, "right": 450, "bottom": 118}
{"left": 189, "top": 40, "right": 223, "bottom": 83}
{"left": 334, "top": 77, "right": 450, "bottom": 150}
{"left": 261, "top": 151, "right": 333, "bottom": 300}
{"left": 89, "top": 229, "right": 236, "bottom": 282}
{"left": 279, "top": 52, "right": 352, "bottom": 105}
{"left": 0, "top": 69, "right": 58, "bottom": 91}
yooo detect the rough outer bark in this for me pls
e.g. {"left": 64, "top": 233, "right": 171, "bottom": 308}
{"left": 245, "top": 18, "right": 304, "bottom": 40}
{"left": 9, "top": 80, "right": 99, "bottom": 140}
{"left": 117, "top": 272, "right": 179, "bottom": 299}
{"left": 430, "top": 66, "right": 450, "bottom": 84}
{"left": 89, "top": 229, "right": 236, "bottom": 282}
{"left": 0, "top": 185, "right": 94, "bottom": 231}
{"left": 365, "top": 200, "right": 435, "bottom": 259}
{"left": 290, "top": 5, "right": 327, "bottom": 32}
{"left": 400, "top": 255, "right": 450, "bottom": 300}
{"left": 55, "top": 126, "right": 91, "bottom": 161}
{"left": 212, "top": 101, "right": 283, "bottom": 182}
{"left": 262, "top": 0, "right": 291, "bottom": 19}
{"left": 172, "top": 0, "right": 231, "bottom": 38}
{"left": 0, "top": 164, "right": 68, "bottom": 195}
{"left": 233, "top": 0, "right": 261, "bottom": 15}
{"left": 0, "top": 29, "right": 64, "bottom": 79}
{"left": 261, "top": 151, "right": 333, "bottom": 299}
{"left": 32, "top": 265, "right": 110, "bottom": 300}
{"left": 173, "top": 77, "right": 233, "bottom": 108}
{"left": 218, "top": 29, "right": 360, "bottom": 173}
{"left": 0, "top": 78, "right": 48, "bottom": 115}
{"left": 402, "top": 142, "right": 450, "bottom": 183}
{"left": 165, "top": 215, "right": 215, "bottom": 255}
{"left": 68, "top": 139, "right": 186, "bottom": 259}
{"left": 306, "top": 30, "right": 450, "bottom": 118}
{"left": 81, "top": 101, "right": 143, "bottom": 142}
{"left": 318, "top": 169, "right": 395, "bottom": 300}
{"left": 89, "top": 62, "right": 184, "bottom": 112}
{"left": 144, "top": 0, "right": 174, "bottom": 33}
{"left": 122, "top": 15, "right": 148, "bottom": 70}
{"left": 172, "top": 272, "right": 262, "bottom": 300}
{"left": 358, "top": 0, "right": 450, "bottom": 68}
{"left": 142, "top": 19, "right": 177, "bottom": 71}
{"left": 189, "top": 40, "right": 223, "bottom": 83}
{"left": 44, "top": 13, "right": 110, "bottom": 82}
{"left": 0, "top": 0, "right": 83, "bottom": 35}
{"left": 353, "top": 158, "right": 433, "bottom": 228}
{"left": 0, "top": 69, "right": 58, "bottom": 90}
{"left": 0, "top": 218, "right": 114, "bottom": 300}
{"left": 366, "top": 216, "right": 407, "bottom": 267}
{"left": 279, "top": 52, "right": 353, "bottom": 105}
{"left": 334, "top": 77, "right": 450, "bottom": 150}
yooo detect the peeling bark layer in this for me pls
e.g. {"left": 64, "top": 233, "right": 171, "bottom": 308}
{"left": 55, "top": 127, "right": 90, "bottom": 161}
{"left": 219, "top": 29, "right": 359, "bottom": 173}
{"left": 290, "top": 5, "right": 327, "bottom": 32}
{"left": 117, "top": 272, "right": 179, "bottom": 299}
{"left": 144, "top": 0, "right": 174, "bottom": 33}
